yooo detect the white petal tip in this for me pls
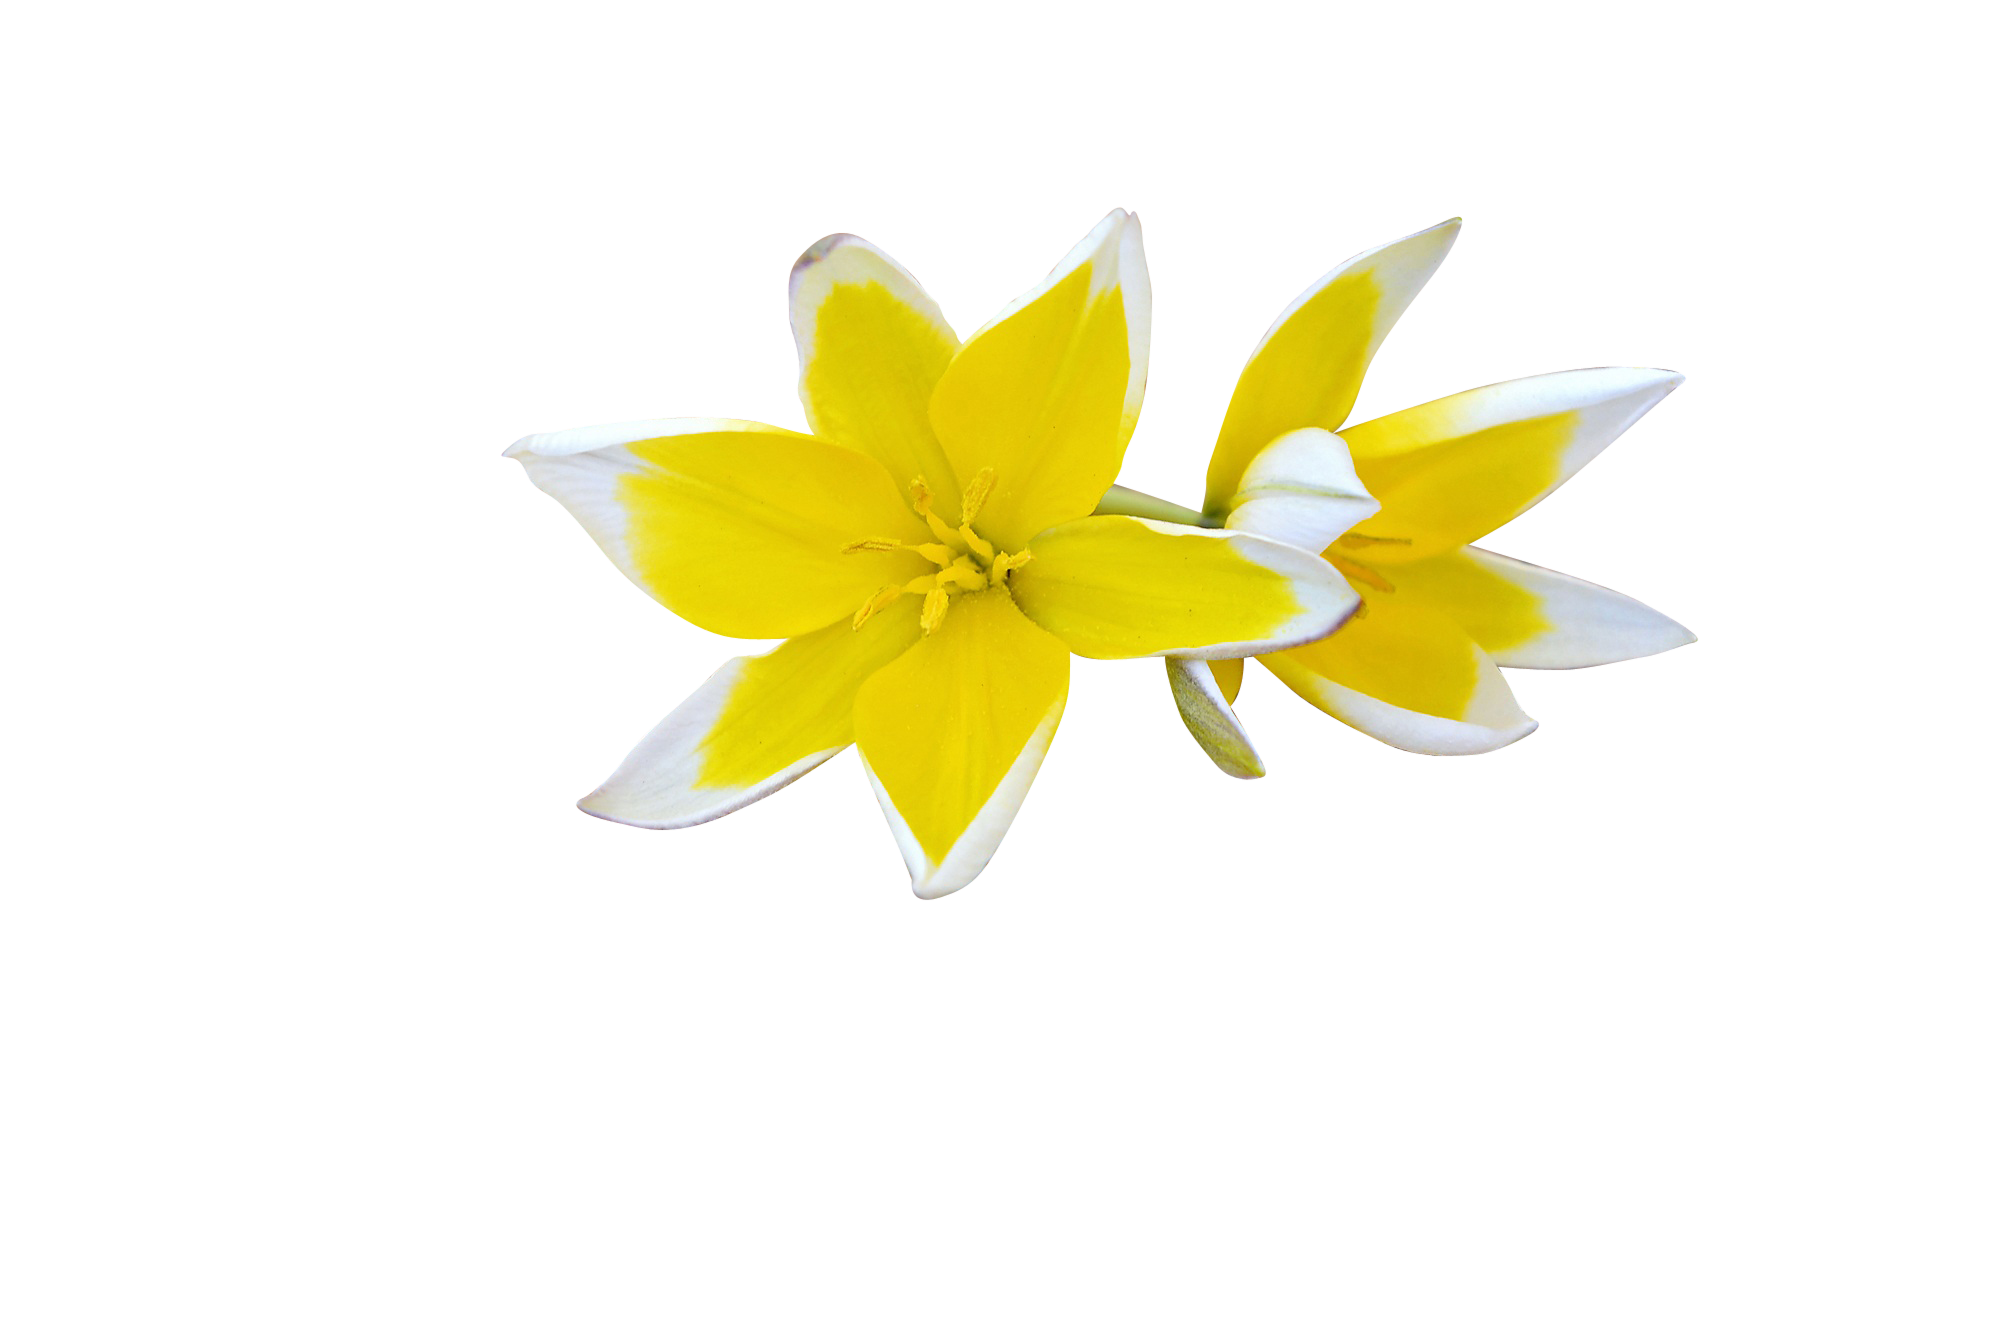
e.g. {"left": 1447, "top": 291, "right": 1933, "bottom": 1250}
{"left": 789, "top": 232, "right": 868, "bottom": 288}
{"left": 911, "top": 875, "right": 969, "bottom": 901}
{"left": 575, "top": 791, "right": 734, "bottom": 833}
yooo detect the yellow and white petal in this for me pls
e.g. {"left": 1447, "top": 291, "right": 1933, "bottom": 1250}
{"left": 1339, "top": 368, "right": 1683, "bottom": 562}
{"left": 1009, "top": 514, "right": 1357, "bottom": 660}
{"left": 1262, "top": 590, "right": 1536, "bottom": 755}
{"left": 852, "top": 589, "right": 1069, "bottom": 898}
{"left": 1223, "top": 426, "right": 1380, "bottom": 552}
{"left": 1204, "top": 218, "right": 1460, "bottom": 514}
{"left": 790, "top": 233, "right": 963, "bottom": 512}
{"left": 507, "top": 417, "right": 933, "bottom": 639}
{"left": 1387, "top": 546, "right": 1695, "bottom": 669}
{"left": 1166, "top": 657, "right": 1264, "bottom": 779}
{"left": 928, "top": 209, "right": 1150, "bottom": 550}
{"left": 579, "top": 600, "right": 923, "bottom": 829}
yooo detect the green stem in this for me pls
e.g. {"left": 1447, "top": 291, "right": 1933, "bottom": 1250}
{"left": 1094, "top": 484, "right": 1220, "bottom": 528}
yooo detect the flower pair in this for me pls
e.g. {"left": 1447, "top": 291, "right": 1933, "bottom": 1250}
{"left": 511, "top": 213, "right": 1350, "bottom": 896}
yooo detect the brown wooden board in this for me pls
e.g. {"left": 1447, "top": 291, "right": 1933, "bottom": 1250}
{"left": 492, "top": 202, "right": 1696, "bottom": 896}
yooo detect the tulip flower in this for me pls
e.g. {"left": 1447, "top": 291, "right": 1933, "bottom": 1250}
{"left": 510, "top": 212, "right": 1353, "bottom": 896}
{"left": 1099, "top": 220, "right": 1693, "bottom": 775}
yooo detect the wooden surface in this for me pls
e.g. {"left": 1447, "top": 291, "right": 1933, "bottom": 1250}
{"left": 492, "top": 205, "right": 1696, "bottom": 892}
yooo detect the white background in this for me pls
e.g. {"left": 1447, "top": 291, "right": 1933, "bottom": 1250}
{"left": 6, "top": 1, "right": 1992, "bottom": 1328}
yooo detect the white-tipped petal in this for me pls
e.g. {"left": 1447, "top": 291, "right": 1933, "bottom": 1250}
{"left": 1010, "top": 514, "right": 1359, "bottom": 660}
{"left": 1205, "top": 218, "right": 1460, "bottom": 512}
{"left": 789, "top": 233, "right": 962, "bottom": 505}
{"left": 851, "top": 589, "right": 1069, "bottom": 898}
{"left": 1166, "top": 657, "right": 1265, "bottom": 779}
{"left": 579, "top": 602, "right": 922, "bottom": 829}
{"left": 507, "top": 417, "right": 932, "bottom": 639}
{"left": 1265, "top": 649, "right": 1538, "bottom": 756}
{"left": 1387, "top": 547, "right": 1696, "bottom": 669}
{"left": 1224, "top": 426, "right": 1380, "bottom": 552}
{"left": 1262, "top": 586, "right": 1537, "bottom": 756}
{"left": 928, "top": 209, "right": 1151, "bottom": 549}
{"left": 1341, "top": 367, "right": 1684, "bottom": 560}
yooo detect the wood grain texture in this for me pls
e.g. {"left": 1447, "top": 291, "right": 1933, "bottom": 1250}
{"left": 492, "top": 205, "right": 1696, "bottom": 892}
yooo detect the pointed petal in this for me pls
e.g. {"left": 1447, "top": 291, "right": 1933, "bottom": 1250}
{"left": 1166, "top": 658, "right": 1264, "bottom": 779}
{"left": 928, "top": 210, "right": 1151, "bottom": 549}
{"left": 1262, "top": 588, "right": 1536, "bottom": 755}
{"left": 1339, "top": 368, "right": 1683, "bottom": 562}
{"left": 790, "top": 233, "right": 963, "bottom": 510}
{"left": 1204, "top": 219, "right": 1460, "bottom": 513}
{"left": 853, "top": 590, "right": 1069, "bottom": 898}
{"left": 579, "top": 600, "right": 923, "bottom": 829}
{"left": 508, "top": 418, "right": 933, "bottom": 638}
{"left": 1009, "top": 514, "right": 1357, "bottom": 660}
{"left": 1223, "top": 426, "right": 1380, "bottom": 552}
{"left": 1387, "top": 546, "right": 1695, "bottom": 668}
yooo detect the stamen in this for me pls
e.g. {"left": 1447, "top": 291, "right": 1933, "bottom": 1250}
{"left": 958, "top": 525, "right": 995, "bottom": 562}
{"left": 935, "top": 559, "right": 988, "bottom": 593}
{"left": 1328, "top": 553, "right": 1395, "bottom": 594}
{"left": 842, "top": 537, "right": 905, "bottom": 553}
{"left": 923, "top": 512, "right": 961, "bottom": 546}
{"left": 851, "top": 585, "right": 904, "bottom": 629}
{"left": 910, "top": 474, "right": 970, "bottom": 548}
{"left": 960, "top": 467, "right": 997, "bottom": 523}
{"left": 990, "top": 549, "right": 1034, "bottom": 579}
{"left": 920, "top": 587, "right": 950, "bottom": 635}
{"left": 1336, "top": 532, "right": 1412, "bottom": 549}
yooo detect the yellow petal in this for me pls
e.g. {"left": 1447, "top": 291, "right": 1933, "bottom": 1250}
{"left": 1340, "top": 368, "right": 1682, "bottom": 562}
{"left": 852, "top": 589, "right": 1068, "bottom": 898}
{"left": 508, "top": 418, "right": 933, "bottom": 639}
{"left": 578, "top": 599, "right": 923, "bottom": 829}
{"left": 1389, "top": 546, "right": 1695, "bottom": 668}
{"left": 1166, "top": 658, "right": 1264, "bottom": 779}
{"left": 1209, "top": 655, "right": 1244, "bottom": 704}
{"left": 1008, "top": 514, "right": 1357, "bottom": 660}
{"left": 928, "top": 210, "right": 1150, "bottom": 550}
{"left": 1262, "top": 586, "right": 1536, "bottom": 755}
{"left": 1204, "top": 219, "right": 1459, "bottom": 514}
{"left": 790, "top": 233, "right": 963, "bottom": 515}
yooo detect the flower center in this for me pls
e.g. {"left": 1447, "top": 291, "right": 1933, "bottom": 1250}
{"left": 844, "top": 468, "right": 1032, "bottom": 635}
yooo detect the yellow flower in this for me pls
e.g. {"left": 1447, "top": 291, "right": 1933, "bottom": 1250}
{"left": 509, "top": 212, "right": 1353, "bottom": 896}
{"left": 1100, "top": 219, "right": 1693, "bottom": 773}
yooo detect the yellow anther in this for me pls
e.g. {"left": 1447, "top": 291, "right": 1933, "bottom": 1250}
{"left": 960, "top": 467, "right": 997, "bottom": 523}
{"left": 842, "top": 537, "right": 905, "bottom": 554}
{"left": 991, "top": 549, "right": 1034, "bottom": 580}
{"left": 920, "top": 587, "right": 950, "bottom": 635}
{"left": 909, "top": 477, "right": 935, "bottom": 515}
{"left": 851, "top": 585, "right": 904, "bottom": 629}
